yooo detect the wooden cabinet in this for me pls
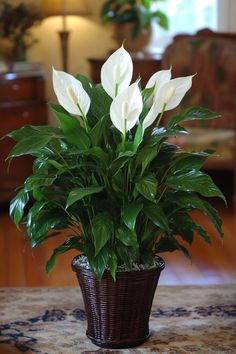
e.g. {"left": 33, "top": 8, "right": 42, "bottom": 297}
{"left": 0, "top": 71, "right": 48, "bottom": 203}
{"left": 88, "top": 56, "right": 162, "bottom": 86}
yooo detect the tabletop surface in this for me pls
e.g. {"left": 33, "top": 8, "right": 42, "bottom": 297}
{"left": 0, "top": 285, "right": 236, "bottom": 354}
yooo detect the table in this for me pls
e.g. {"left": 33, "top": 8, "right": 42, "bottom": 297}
{"left": 0, "top": 285, "right": 235, "bottom": 353}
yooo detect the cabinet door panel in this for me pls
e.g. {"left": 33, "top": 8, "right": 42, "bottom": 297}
{"left": 0, "top": 104, "right": 47, "bottom": 202}
{"left": 0, "top": 78, "right": 41, "bottom": 102}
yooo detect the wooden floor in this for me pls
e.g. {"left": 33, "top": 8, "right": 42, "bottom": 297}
{"left": 0, "top": 202, "right": 236, "bottom": 287}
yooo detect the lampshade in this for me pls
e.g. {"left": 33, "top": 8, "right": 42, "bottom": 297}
{"left": 42, "top": 0, "right": 90, "bottom": 17}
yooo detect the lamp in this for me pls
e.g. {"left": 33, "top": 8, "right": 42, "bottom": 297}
{"left": 42, "top": 0, "right": 89, "bottom": 72}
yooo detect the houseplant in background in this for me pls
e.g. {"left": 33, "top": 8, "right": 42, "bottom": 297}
{"left": 0, "top": 1, "right": 42, "bottom": 64}
{"left": 101, "top": 0, "right": 168, "bottom": 53}
{"left": 5, "top": 45, "right": 225, "bottom": 349}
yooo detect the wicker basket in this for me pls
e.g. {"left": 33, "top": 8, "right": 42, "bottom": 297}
{"left": 72, "top": 255, "right": 165, "bottom": 349}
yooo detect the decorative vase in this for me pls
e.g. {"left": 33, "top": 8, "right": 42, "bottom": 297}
{"left": 113, "top": 23, "right": 152, "bottom": 55}
{"left": 72, "top": 255, "right": 165, "bottom": 349}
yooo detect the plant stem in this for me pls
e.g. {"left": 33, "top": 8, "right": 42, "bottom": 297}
{"left": 156, "top": 103, "right": 167, "bottom": 127}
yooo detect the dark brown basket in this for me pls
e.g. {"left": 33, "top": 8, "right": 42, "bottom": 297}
{"left": 72, "top": 255, "right": 165, "bottom": 349}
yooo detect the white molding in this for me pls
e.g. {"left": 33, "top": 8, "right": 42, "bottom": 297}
{"left": 217, "top": 0, "right": 236, "bottom": 32}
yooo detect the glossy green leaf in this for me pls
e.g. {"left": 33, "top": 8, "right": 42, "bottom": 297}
{"left": 122, "top": 201, "right": 143, "bottom": 230}
{"left": 50, "top": 104, "right": 91, "bottom": 150}
{"left": 9, "top": 189, "right": 29, "bottom": 226}
{"left": 171, "top": 151, "right": 214, "bottom": 173}
{"left": 168, "top": 191, "right": 224, "bottom": 240}
{"left": 133, "top": 123, "right": 143, "bottom": 152}
{"left": 91, "top": 245, "right": 110, "bottom": 280}
{"left": 90, "top": 85, "right": 112, "bottom": 119}
{"left": 24, "top": 174, "right": 56, "bottom": 192}
{"left": 144, "top": 202, "right": 170, "bottom": 232}
{"left": 46, "top": 237, "right": 83, "bottom": 272}
{"left": 116, "top": 226, "right": 138, "bottom": 247}
{"left": 76, "top": 74, "right": 93, "bottom": 96}
{"left": 168, "top": 107, "right": 220, "bottom": 128}
{"left": 90, "top": 114, "right": 109, "bottom": 146}
{"left": 108, "top": 252, "right": 118, "bottom": 281}
{"left": 66, "top": 186, "right": 103, "bottom": 208}
{"left": 8, "top": 135, "right": 52, "bottom": 157}
{"left": 135, "top": 145, "right": 160, "bottom": 175}
{"left": 166, "top": 170, "right": 226, "bottom": 202}
{"left": 135, "top": 173, "right": 157, "bottom": 201}
{"left": 156, "top": 236, "right": 191, "bottom": 259}
{"left": 6, "top": 125, "right": 64, "bottom": 141}
{"left": 91, "top": 212, "right": 114, "bottom": 256}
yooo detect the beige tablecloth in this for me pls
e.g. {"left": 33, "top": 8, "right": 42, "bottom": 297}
{"left": 0, "top": 285, "right": 236, "bottom": 354}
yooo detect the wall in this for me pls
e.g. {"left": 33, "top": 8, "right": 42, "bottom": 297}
{"left": 21, "top": 0, "right": 116, "bottom": 106}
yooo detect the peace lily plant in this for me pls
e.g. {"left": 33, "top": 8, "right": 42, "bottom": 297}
{"left": 7, "top": 45, "right": 225, "bottom": 280}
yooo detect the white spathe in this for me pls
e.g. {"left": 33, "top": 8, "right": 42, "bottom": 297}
{"left": 143, "top": 75, "right": 193, "bottom": 130}
{"left": 52, "top": 68, "right": 91, "bottom": 117}
{"left": 101, "top": 45, "right": 133, "bottom": 98}
{"left": 110, "top": 82, "right": 143, "bottom": 135}
{"left": 145, "top": 69, "right": 172, "bottom": 107}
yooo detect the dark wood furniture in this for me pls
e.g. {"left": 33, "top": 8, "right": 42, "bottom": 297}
{"left": 0, "top": 71, "right": 48, "bottom": 203}
{"left": 88, "top": 56, "right": 162, "bottom": 85}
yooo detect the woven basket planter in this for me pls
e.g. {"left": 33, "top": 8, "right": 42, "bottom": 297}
{"left": 72, "top": 255, "right": 165, "bottom": 349}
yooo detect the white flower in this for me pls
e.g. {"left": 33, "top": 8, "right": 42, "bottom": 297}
{"left": 52, "top": 68, "right": 90, "bottom": 117}
{"left": 110, "top": 83, "right": 143, "bottom": 135}
{"left": 101, "top": 45, "right": 133, "bottom": 98}
{"left": 145, "top": 69, "right": 172, "bottom": 107}
{"left": 143, "top": 75, "right": 193, "bottom": 130}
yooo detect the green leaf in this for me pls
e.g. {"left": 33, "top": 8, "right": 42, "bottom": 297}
{"left": 6, "top": 125, "right": 64, "bottom": 141}
{"left": 156, "top": 236, "right": 191, "bottom": 259}
{"left": 171, "top": 212, "right": 194, "bottom": 245}
{"left": 9, "top": 189, "right": 29, "bottom": 226}
{"left": 116, "top": 240, "right": 139, "bottom": 269}
{"left": 91, "top": 212, "right": 114, "bottom": 256}
{"left": 90, "top": 114, "right": 109, "bottom": 146}
{"left": 122, "top": 201, "right": 143, "bottom": 230}
{"left": 24, "top": 174, "right": 56, "bottom": 192}
{"left": 166, "top": 170, "right": 226, "bottom": 202}
{"left": 66, "top": 186, "right": 103, "bottom": 208}
{"left": 46, "top": 237, "right": 83, "bottom": 272}
{"left": 192, "top": 224, "right": 211, "bottom": 244}
{"left": 110, "top": 151, "right": 134, "bottom": 176}
{"left": 116, "top": 226, "right": 138, "bottom": 247}
{"left": 79, "top": 147, "right": 109, "bottom": 167}
{"left": 135, "top": 173, "right": 157, "bottom": 201}
{"left": 91, "top": 85, "right": 112, "bottom": 119}
{"left": 168, "top": 107, "right": 220, "bottom": 128}
{"left": 171, "top": 151, "right": 213, "bottom": 173}
{"left": 76, "top": 74, "right": 93, "bottom": 96}
{"left": 144, "top": 202, "right": 170, "bottom": 232}
{"left": 27, "top": 209, "right": 69, "bottom": 242}
{"left": 8, "top": 135, "right": 52, "bottom": 157}
{"left": 135, "top": 145, "right": 160, "bottom": 175}
{"left": 50, "top": 104, "right": 90, "bottom": 150}
{"left": 108, "top": 252, "right": 118, "bottom": 281}
{"left": 168, "top": 191, "right": 224, "bottom": 240}
{"left": 90, "top": 245, "right": 110, "bottom": 280}
{"left": 132, "top": 123, "right": 143, "bottom": 152}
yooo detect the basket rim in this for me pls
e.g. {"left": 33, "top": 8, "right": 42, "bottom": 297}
{"left": 71, "top": 254, "right": 165, "bottom": 275}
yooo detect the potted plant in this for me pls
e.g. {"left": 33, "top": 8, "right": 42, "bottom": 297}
{"left": 101, "top": 0, "right": 168, "bottom": 53}
{"left": 0, "top": 1, "right": 42, "bottom": 63}
{"left": 6, "top": 45, "right": 224, "bottom": 349}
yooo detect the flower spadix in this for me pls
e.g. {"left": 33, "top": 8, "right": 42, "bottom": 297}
{"left": 53, "top": 68, "right": 90, "bottom": 117}
{"left": 110, "top": 82, "right": 143, "bottom": 135}
{"left": 143, "top": 75, "right": 193, "bottom": 130}
{"left": 101, "top": 45, "right": 133, "bottom": 98}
